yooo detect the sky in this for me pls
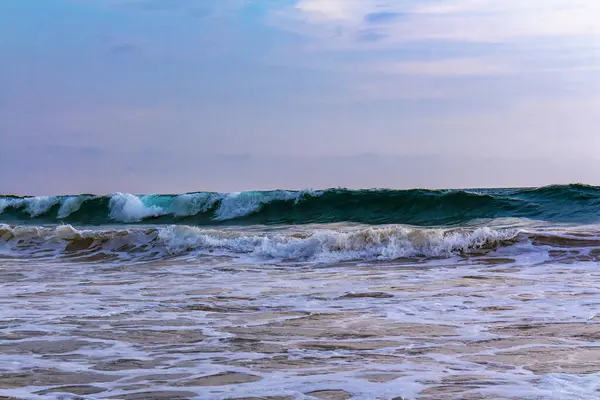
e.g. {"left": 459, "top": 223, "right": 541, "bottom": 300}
{"left": 1, "top": 0, "right": 599, "bottom": 194}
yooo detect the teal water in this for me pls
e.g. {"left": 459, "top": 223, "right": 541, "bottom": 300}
{"left": 1, "top": 184, "right": 599, "bottom": 226}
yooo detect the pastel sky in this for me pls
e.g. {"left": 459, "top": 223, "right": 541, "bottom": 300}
{"left": 1, "top": 0, "right": 599, "bottom": 194}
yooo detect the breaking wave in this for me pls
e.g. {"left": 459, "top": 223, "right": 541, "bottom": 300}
{"left": 1, "top": 184, "right": 599, "bottom": 226}
{"left": 0, "top": 223, "right": 522, "bottom": 263}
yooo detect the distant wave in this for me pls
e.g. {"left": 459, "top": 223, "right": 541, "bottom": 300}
{"left": 1, "top": 184, "right": 600, "bottom": 226}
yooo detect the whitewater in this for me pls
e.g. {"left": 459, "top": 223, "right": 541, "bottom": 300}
{"left": 3, "top": 185, "right": 600, "bottom": 399}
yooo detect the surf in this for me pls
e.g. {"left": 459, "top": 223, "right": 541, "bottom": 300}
{"left": 0, "top": 184, "right": 598, "bottom": 226}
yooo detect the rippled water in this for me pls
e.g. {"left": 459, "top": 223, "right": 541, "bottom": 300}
{"left": 2, "top": 223, "right": 600, "bottom": 399}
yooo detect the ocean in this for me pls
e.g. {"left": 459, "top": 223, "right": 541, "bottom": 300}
{"left": 2, "top": 184, "right": 600, "bottom": 399}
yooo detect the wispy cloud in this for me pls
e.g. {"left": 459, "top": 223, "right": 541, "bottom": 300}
{"left": 356, "top": 30, "right": 386, "bottom": 43}
{"left": 100, "top": 35, "right": 145, "bottom": 56}
{"left": 286, "top": 0, "right": 600, "bottom": 44}
{"left": 364, "top": 11, "right": 401, "bottom": 24}
{"left": 269, "top": 0, "right": 600, "bottom": 101}
{"left": 361, "top": 58, "right": 516, "bottom": 77}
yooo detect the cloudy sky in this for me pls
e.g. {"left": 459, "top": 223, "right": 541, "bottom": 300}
{"left": 1, "top": 0, "right": 599, "bottom": 194}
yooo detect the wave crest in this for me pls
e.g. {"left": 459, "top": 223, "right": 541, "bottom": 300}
{"left": 1, "top": 185, "right": 599, "bottom": 226}
{"left": 108, "top": 193, "right": 165, "bottom": 222}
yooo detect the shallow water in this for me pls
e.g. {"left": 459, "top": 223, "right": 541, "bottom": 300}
{"left": 2, "top": 222, "right": 600, "bottom": 399}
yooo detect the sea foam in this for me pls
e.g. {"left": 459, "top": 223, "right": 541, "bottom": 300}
{"left": 0, "top": 223, "right": 521, "bottom": 263}
{"left": 214, "top": 189, "right": 320, "bottom": 220}
{"left": 108, "top": 193, "right": 165, "bottom": 222}
{"left": 57, "top": 196, "right": 91, "bottom": 218}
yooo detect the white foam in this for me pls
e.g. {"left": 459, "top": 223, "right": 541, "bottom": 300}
{"left": 52, "top": 224, "right": 81, "bottom": 239}
{"left": 2, "top": 222, "right": 600, "bottom": 399}
{"left": 0, "top": 199, "right": 9, "bottom": 214}
{"left": 538, "top": 373, "right": 600, "bottom": 400}
{"left": 23, "top": 196, "right": 60, "bottom": 217}
{"left": 0, "top": 223, "right": 521, "bottom": 262}
{"left": 214, "top": 189, "right": 320, "bottom": 220}
{"left": 158, "top": 225, "right": 519, "bottom": 262}
{"left": 109, "top": 193, "right": 165, "bottom": 222}
{"left": 57, "top": 196, "right": 91, "bottom": 218}
{"left": 0, "top": 197, "right": 63, "bottom": 217}
{"left": 169, "top": 193, "right": 222, "bottom": 217}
